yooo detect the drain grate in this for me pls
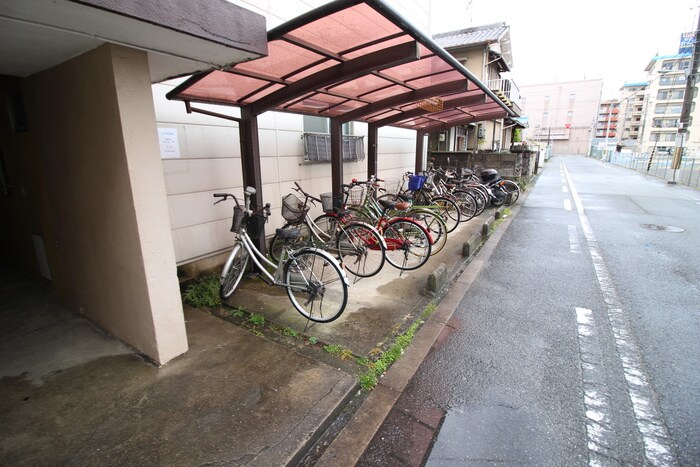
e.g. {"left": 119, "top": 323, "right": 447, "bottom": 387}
{"left": 641, "top": 224, "right": 685, "bottom": 233}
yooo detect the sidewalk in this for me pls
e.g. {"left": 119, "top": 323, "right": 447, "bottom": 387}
{"left": 0, "top": 207, "right": 506, "bottom": 466}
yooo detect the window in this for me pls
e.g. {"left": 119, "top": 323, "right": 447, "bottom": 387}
{"left": 655, "top": 103, "right": 682, "bottom": 114}
{"left": 657, "top": 89, "right": 684, "bottom": 100}
{"left": 302, "top": 133, "right": 365, "bottom": 163}
{"left": 569, "top": 93, "right": 576, "bottom": 100}
{"left": 679, "top": 60, "right": 690, "bottom": 71}
{"left": 661, "top": 61, "right": 674, "bottom": 71}
{"left": 652, "top": 118, "right": 679, "bottom": 128}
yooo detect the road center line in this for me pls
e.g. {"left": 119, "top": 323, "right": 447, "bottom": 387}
{"left": 568, "top": 225, "right": 581, "bottom": 253}
{"left": 563, "top": 164, "right": 677, "bottom": 467}
{"left": 564, "top": 199, "right": 572, "bottom": 211}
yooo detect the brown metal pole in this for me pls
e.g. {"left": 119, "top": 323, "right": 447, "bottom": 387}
{"left": 367, "top": 123, "right": 378, "bottom": 179}
{"left": 330, "top": 118, "right": 344, "bottom": 209}
{"left": 239, "top": 106, "right": 266, "bottom": 252}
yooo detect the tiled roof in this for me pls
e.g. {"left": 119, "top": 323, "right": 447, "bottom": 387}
{"left": 433, "top": 22, "right": 508, "bottom": 49}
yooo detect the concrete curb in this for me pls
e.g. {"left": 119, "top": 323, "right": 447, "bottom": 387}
{"left": 315, "top": 204, "right": 519, "bottom": 466}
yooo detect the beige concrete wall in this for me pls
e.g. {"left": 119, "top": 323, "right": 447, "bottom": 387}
{"left": 27, "top": 44, "right": 187, "bottom": 365}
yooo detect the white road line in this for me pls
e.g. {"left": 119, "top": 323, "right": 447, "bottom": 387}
{"left": 568, "top": 225, "right": 581, "bottom": 253}
{"left": 564, "top": 199, "right": 572, "bottom": 211}
{"left": 563, "top": 164, "right": 677, "bottom": 467}
{"left": 575, "top": 307, "right": 618, "bottom": 466}
{"left": 563, "top": 186, "right": 569, "bottom": 193}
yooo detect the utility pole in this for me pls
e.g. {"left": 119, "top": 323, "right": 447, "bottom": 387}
{"left": 674, "top": 13, "right": 700, "bottom": 183}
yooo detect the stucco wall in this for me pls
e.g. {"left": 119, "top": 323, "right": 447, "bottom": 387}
{"left": 28, "top": 44, "right": 187, "bottom": 364}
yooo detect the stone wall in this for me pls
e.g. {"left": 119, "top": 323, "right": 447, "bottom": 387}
{"left": 430, "top": 150, "right": 538, "bottom": 180}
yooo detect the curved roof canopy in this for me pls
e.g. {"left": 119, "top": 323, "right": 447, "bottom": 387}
{"left": 166, "top": 0, "right": 514, "bottom": 133}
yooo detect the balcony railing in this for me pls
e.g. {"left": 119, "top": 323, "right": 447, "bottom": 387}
{"left": 487, "top": 78, "right": 522, "bottom": 114}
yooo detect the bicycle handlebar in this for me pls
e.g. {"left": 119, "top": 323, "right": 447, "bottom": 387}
{"left": 293, "top": 181, "right": 322, "bottom": 204}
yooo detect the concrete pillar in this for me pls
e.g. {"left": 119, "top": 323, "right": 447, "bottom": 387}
{"left": 28, "top": 44, "right": 187, "bottom": 365}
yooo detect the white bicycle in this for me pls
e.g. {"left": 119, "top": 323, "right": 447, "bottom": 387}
{"left": 214, "top": 187, "right": 349, "bottom": 323}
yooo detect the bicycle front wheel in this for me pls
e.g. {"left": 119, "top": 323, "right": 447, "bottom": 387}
{"left": 383, "top": 219, "right": 431, "bottom": 271}
{"left": 451, "top": 190, "right": 478, "bottom": 221}
{"left": 336, "top": 222, "right": 386, "bottom": 277}
{"left": 220, "top": 244, "right": 249, "bottom": 299}
{"left": 430, "top": 197, "right": 460, "bottom": 232}
{"left": 285, "top": 249, "right": 348, "bottom": 323}
{"left": 408, "top": 210, "right": 448, "bottom": 256}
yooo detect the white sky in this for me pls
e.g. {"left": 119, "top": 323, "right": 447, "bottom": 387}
{"left": 427, "top": 0, "right": 699, "bottom": 99}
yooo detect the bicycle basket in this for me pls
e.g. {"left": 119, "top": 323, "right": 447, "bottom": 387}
{"left": 320, "top": 192, "right": 335, "bottom": 212}
{"left": 408, "top": 174, "right": 427, "bottom": 191}
{"left": 282, "top": 193, "right": 308, "bottom": 223}
{"left": 384, "top": 178, "right": 402, "bottom": 195}
{"left": 345, "top": 185, "right": 365, "bottom": 207}
{"left": 231, "top": 206, "right": 245, "bottom": 232}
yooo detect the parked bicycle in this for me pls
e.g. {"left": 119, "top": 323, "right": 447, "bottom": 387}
{"left": 339, "top": 179, "right": 433, "bottom": 271}
{"left": 215, "top": 187, "right": 349, "bottom": 323}
{"left": 347, "top": 177, "right": 449, "bottom": 256}
{"left": 268, "top": 182, "right": 387, "bottom": 279}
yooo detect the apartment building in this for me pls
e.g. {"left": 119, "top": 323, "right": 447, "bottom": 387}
{"left": 595, "top": 99, "right": 619, "bottom": 145}
{"left": 639, "top": 53, "right": 697, "bottom": 156}
{"left": 617, "top": 82, "right": 648, "bottom": 149}
{"left": 519, "top": 79, "right": 603, "bottom": 156}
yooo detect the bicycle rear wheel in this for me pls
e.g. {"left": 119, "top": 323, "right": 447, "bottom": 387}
{"left": 220, "top": 244, "right": 249, "bottom": 299}
{"left": 336, "top": 222, "right": 386, "bottom": 277}
{"left": 383, "top": 219, "right": 431, "bottom": 270}
{"left": 285, "top": 249, "right": 348, "bottom": 323}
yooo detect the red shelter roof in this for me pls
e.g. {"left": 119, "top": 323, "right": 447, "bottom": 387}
{"left": 167, "top": 0, "right": 514, "bottom": 132}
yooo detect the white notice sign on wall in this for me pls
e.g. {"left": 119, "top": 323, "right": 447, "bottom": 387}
{"left": 158, "top": 127, "right": 181, "bottom": 158}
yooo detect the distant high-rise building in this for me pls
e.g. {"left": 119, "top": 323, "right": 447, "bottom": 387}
{"left": 617, "top": 82, "right": 648, "bottom": 150}
{"left": 520, "top": 79, "right": 603, "bottom": 156}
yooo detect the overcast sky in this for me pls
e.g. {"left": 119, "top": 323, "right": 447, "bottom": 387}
{"left": 428, "top": 0, "right": 699, "bottom": 99}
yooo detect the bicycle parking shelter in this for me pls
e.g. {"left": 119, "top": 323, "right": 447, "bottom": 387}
{"left": 167, "top": 0, "right": 515, "bottom": 235}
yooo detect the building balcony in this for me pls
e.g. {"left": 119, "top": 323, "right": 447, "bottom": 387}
{"left": 488, "top": 78, "right": 522, "bottom": 115}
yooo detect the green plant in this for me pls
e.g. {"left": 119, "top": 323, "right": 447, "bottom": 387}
{"left": 229, "top": 307, "right": 245, "bottom": 318}
{"left": 513, "top": 128, "right": 522, "bottom": 142}
{"left": 421, "top": 301, "right": 436, "bottom": 319}
{"left": 359, "top": 371, "right": 378, "bottom": 391}
{"left": 248, "top": 313, "right": 265, "bottom": 326}
{"left": 182, "top": 276, "right": 221, "bottom": 308}
{"left": 323, "top": 344, "right": 353, "bottom": 360}
{"left": 282, "top": 327, "right": 299, "bottom": 338}
{"left": 308, "top": 336, "right": 318, "bottom": 345}
{"left": 356, "top": 304, "right": 433, "bottom": 390}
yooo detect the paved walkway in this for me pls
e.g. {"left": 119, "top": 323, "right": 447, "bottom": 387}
{"left": 0, "top": 206, "right": 504, "bottom": 466}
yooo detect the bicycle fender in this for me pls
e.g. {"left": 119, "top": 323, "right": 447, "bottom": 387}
{"left": 299, "top": 247, "right": 350, "bottom": 285}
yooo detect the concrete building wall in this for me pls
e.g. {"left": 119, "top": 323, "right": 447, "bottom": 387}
{"left": 27, "top": 44, "right": 187, "bottom": 364}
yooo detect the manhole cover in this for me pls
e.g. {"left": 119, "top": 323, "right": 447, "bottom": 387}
{"left": 641, "top": 224, "right": 685, "bottom": 233}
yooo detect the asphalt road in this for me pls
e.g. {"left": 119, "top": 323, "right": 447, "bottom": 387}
{"left": 358, "top": 155, "right": 700, "bottom": 466}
